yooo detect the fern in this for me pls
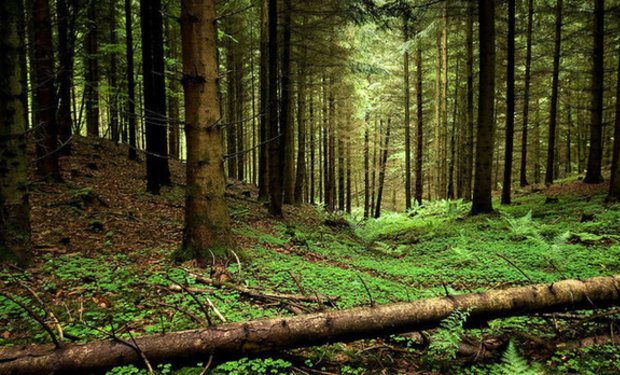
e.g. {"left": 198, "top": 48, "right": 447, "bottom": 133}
{"left": 501, "top": 210, "right": 541, "bottom": 240}
{"left": 493, "top": 341, "right": 544, "bottom": 375}
{"left": 427, "top": 309, "right": 470, "bottom": 362}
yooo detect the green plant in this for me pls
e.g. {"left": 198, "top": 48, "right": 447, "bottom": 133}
{"left": 493, "top": 341, "right": 543, "bottom": 375}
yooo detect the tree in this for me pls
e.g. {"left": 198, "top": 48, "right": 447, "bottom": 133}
{"left": 403, "top": 12, "right": 412, "bottom": 210}
{"left": 609, "top": 39, "right": 620, "bottom": 201}
{"left": 374, "top": 118, "right": 391, "bottom": 218}
{"left": 281, "top": 0, "right": 295, "bottom": 204}
{"left": 0, "top": 0, "right": 32, "bottom": 266}
{"left": 415, "top": 40, "right": 424, "bottom": 206}
{"left": 85, "top": 0, "right": 99, "bottom": 138}
{"left": 108, "top": 0, "right": 119, "bottom": 143}
{"left": 258, "top": 0, "right": 269, "bottom": 201}
{"left": 501, "top": 0, "right": 516, "bottom": 205}
{"left": 519, "top": 0, "right": 534, "bottom": 187}
{"left": 545, "top": 0, "right": 563, "bottom": 186}
{"left": 125, "top": 0, "right": 138, "bottom": 161}
{"left": 584, "top": 0, "right": 605, "bottom": 184}
{"left": 140, "top": 0, "right": 171, "bottom": 194}
{"left": 471, "top": 0, "right": 496, "bottom": 215}
{"left": 461, "top": 0, "right": 474, "bottom": 201}
{"left": 180, "top": 0, "right": 230, "bottom": 264}
{"left": 56, "top": 0, "right": 77, "bottom": 154}
{"left": 267, "top": 0, "right": 282, "bottom": 216}
{"left": 32, "top": 0, "right": 61, "bottom": 181}
{"left": 294, "top": 47, "right": 307, "bottom": 204}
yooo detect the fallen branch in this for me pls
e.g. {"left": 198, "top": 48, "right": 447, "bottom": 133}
{"left": 1, "top": 275, "right": 619, "bottom": 374}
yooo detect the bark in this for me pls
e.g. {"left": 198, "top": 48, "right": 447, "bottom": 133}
{"left": 364, "top": 115, "right": 370, "bottom": 218}
{"left": 337, "top": 123, "right": 345, "bottom": 211}
{"left": 166, "top": 14, "right": 180, "bottom": 160}
{"left": 462, "top": 0, "right": 474, "bottom": 201}
{"left": 545, "top": 0, "right": 563, "bottom": 186}
{"left": 403, "top": 14, "right": 412, "bottom": 210}
{"left": 2, "top": 275, "right": 619, "bottom": 375}
{"left": 258, "top": 0, "right": 269, "bottom": 201}
{"left": 374, "top": 118, "right": 391, "bottom": 218}
{"left": 267, "top": 0, "right": 282, "bottom": 216}
{"left": 140, "top": 0, "right": 171, "bottom": 194}
{"left": 471, "top": 0, "right": 495, "bottom": 215}
{"left": 501, "top": 0, "right": 516, "bottom": 205}
{"left": 584, "top": 0, "right": 605, "bottom": 184}
{"left": 0, "top": 0, "right": 32, "bottom": 266}
{"left": 56, "top": 0, "right": 76, "bottom": 154}
{"left": 125, "top": 0, "right": 137, "bottom": 161}
{"left": 109, "top": 0, "right": 119, "bottom": 143}
{"left": 281, "top": 0, "right": 295, "bottom": 205}
{"left": 346, "top": 131, "right": 351, "bottom": 214}
{"left": 327, "top": 76, "right": 336, "bottom": 212}
{"left": 294, "top": 47, "right": 307, "bottom": 204}
{"left": 440, "top": 4, "right": 449, "bottom": 199}
{"left": 609, "top": 39, "right": 620, "bottom": 201}
{"left": 309, "top": 77, "right": 316, "bottom": 205}
{"left": 85, "top": 0, "right": 99, "bottom": 138}
{"left": 415, "top": 43, "right": 424, "bottom": 205}
{"left": 225, "top": 25, "right": 238, "bottom": 179}
{"left": 180, "top": 0, "right": 231, "bottom": 262}
{"left": 33, "top": 0, "right": 61, "bottom": 181}
{"left": 519, "top": 0, "right": 534, "bottom": 187}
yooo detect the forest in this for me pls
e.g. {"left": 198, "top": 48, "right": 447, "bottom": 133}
{"left": 1, "top": 0, "right": 620, "bottom": 373}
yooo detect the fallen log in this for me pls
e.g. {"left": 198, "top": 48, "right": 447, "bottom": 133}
{"left": 1, "top": 275, "right": 618, "bottom": 374}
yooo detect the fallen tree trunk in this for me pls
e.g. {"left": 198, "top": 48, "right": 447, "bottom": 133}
{"left": 1, "top": 275, "right": 619, "bottom": 374}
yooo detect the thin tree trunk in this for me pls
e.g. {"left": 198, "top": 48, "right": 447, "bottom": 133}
{"left": 374, "top": 118, "right": 391, "bottom": 218}
{"left": 281, "top": 0, "right": 295, "bottom": 204}
{"left": 56, "top": 0, "right": 76, "bottom": 154}
{"left": 415, "top": 43, "right": 424, "bottom": 205}
{"left": 471, "top": 0, "right": 496, "bottom": 215}
{"left": 109, "top": 0, "right": 119, "bottom": 143}
{"left": 180, "top": 0, "right": 230, "bottom": 263}
{"left": 267, "top": 0, "right": 282, "bottom": 216}
{"left": 463, "top": 0, "right": 474, "bottom": 201}
{"left": 294, "top": 47, "right": 307, "bottom": 204}
{"left": 0, "top": 0, "right": 32, "bottom": 266}
{"left": 85, "top": 0, "right": 99, "bottom": 137}
{"left": 608, "top": 39, "right": 620, "bottom": 201}
{"left": 519, "top": 0, "right": 534, "bottom": 187}
{"left": 258, "top": 0, "right": 269, "bottom": 200}
{"left": 346, "top": 129, "right": 352, "bottom": 214}
{"left": 501, "top": 0, "right": 516, "bottom": 205}
{"left": 166, "top": 14, "right": 180, "bottom": 160}
{"left": 545, "top": 0, "right": 563, "bottom": 186}
{"left": 403, "top": 13, "right": 412, "bottom": 210}
{"left": 225, "top": 27, "right": 238, "bottom": 179}
{"left": 125, "top": 0, "right": 137, "bottom": 160}
{"left": 584, "top": 0, "right": 605, "bottom": 184}
{"left": 364, "top": 114, "right": 370, "bottom": 218}
{"left": 309, "top": 76, "right": 316, "bottom": 205}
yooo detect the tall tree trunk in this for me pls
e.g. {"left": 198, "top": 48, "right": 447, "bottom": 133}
{"left": 109, "top": 0, "right": 119, "bottom": 143}
{"left": 415, "top": 43, "right": 424, "bottom": 205}
{"left": 85, "top": 0, "right": 99, "bottom": 137}
{"left": 56, "top": 0, "right": 76, "bottom": 154}
{"left": 140, "top": 0, "right": 171, "bottom": 194}
{"left": 235, "top": 45, "right": 244, "bottom": 181}
{"left": 166, "top": 14, "right": 180, "bottom": 160}
{"left": 447, "top": 60, "right": 460, "bottom": 200}
{"left": 566, "top": 106, "right": 573, "bottom": 174}
{"left": 364, "top": 114, "right": 370, "bottom": 217}
{"left": 328, "top": 77, "right": 336, "bottom": 211}
{"left": 463, "top": 0, "right": 474, "bottom": 201}
{"left": 337, "top": 123, "right": 345, "bottom": 211}
{"left": 33, "top": 0, "right": 60, "bottom": 181}
{"left": 545, "top": 0, "right": 563, "bottom": 186}
{"left": 534, "top": 99, "right": 541, "bottom": 184}
{"left": 125, "top": 0, "right": 137, "bottom": 161}
{"left": 434, "top": 32, "right": 441, "bottom": 200}
{"left": 374, "top": 118, "right": 391, "bottom": 218}
{"left": 519, "top": 0, "right": 533, "bottom": 187}
{"left": 267, "top": 0, "right": 282, "bottom": 216}
{"left": 501, "top": 0, "right": 516, "bottom": 205}
{"left": 0, "top": 0, "right": 33, "bottom": 266}
{"left": 440, "top": 3, "right": 449, "bottom": 199}
{"left": 281, "top": 0, "right": 295, "bottom": 204}
{"left": 471, "top": 0, "right": 496, "bottom": 215}
{"left": 180, "top": 0, "right": 230, "bottom": 263}
{"left": 403, "top": 13, "right": 412, "bottom": 210}
{"left": 309, "top": 77, "right": 316, "bottom": 205}
{"left": 346, "top": 129, "right": 352, "bottom": 214}
{"left": 225, "top": 28, "right": 238, "bottom": 179}
{"left": 371, "top": 118, "right": 378, "bottom": 212}
{"left": 258, "top": 0, "right": 269, "bottom": 201}
{"left": 584, "top": 0, "right": 605, "bottom": 184}
{"left": 608, "top": 39, "right": 620, "bottom": 201}
{"left": 294, "top": 48, "right": 307, "bottom": 204}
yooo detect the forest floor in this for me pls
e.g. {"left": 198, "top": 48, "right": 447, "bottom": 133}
{"left": 2, "top": 138, "right": 620, "bottom": 374}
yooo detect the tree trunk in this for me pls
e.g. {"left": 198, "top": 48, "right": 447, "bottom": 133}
{"left": 166, "top": 13, "right": 180, "bottom": 160}
{"left": 309, "top": 77, "right": 316, "bottom": 205}
{"left": 56, "top": 0, "right": 76, "bottom": 154}
{"left": 180, "top": 0, "right": 231, "bottom": 263}
{"left": 415, "top": 43, "right": 424, "bottom": 205}
{"left": 440, "top": 4, "right": 449, "bottom": 199}
{"left": 267, "top": 0, "right": 281, "bottom": 216}
{"left": 140, "top": 0, "right": 171, "bottom": 194}
{"left": 471, "top": 0, "right": 495, "bottom": 215}
{"left": 33, "top": 0, "right": 61, "bottom": 181}
{"left": 225, "top": 26, "right": 238, "bottom": 179}
{"left": 109, "top": 0, "right": 119, "bottom": 143}
{"left": 125, "top": 0, "right": 137, "bottom": 161}
{"left": 403, "top": 14, "right": 412, "bottom": 210}
{"left": 85, "top": 0, "right": 99, "bottom": 138}
{"left": 501, "top": 0, "right": 516, "bottom": 205}
{"left": 346, "top": 130, "right": 351, "bottom": 214}
{"left": 462, "top": 0, "right": 474, "bottom": 201}
{"left": 584, "top": 0, "right": 605, "bottom": 184}
{"left": 0, "top": 0, "right": 32, "bottom": 266}
{"left": 3, "top": 275, "right": 619, "bottom": 375}
{"left": 281, "top": 0, "right": 295, "bottom": 204}
{"left": 374, "top": 118, "right": 391, "bottom": 218}
{"left": 364, "top": 114, "right": 370, "bottom": 217}
{"left": 519, "top": 0, "right": 534, "bottom": 187}
{"left": 258, "top": 0, "right": 269, "bottom": 201}
{"left": 608, "top": 39, "right": 620, "bottom": 201}
{"left": 545, "top": 0, "right": 563, "bottom": 186}
{"left": 294, "top": 48, "right": 307, "bottom": 204}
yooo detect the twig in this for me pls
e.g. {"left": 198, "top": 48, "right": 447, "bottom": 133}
{"left": 230, "top": 250, "right": 242, "bottom": 280}
{"left": 495, "top": 253, "right": 532, "bottom": 282}
{"left": 0, "top": 291, "right": 61, "bottom": 348}
{"left": 198, "top": 353, "right": 214, "bottom": 375}
{"left": 166, "top": 275, "right": 213, "bottom": 326}
{"left": 357, "top": 275, "right": 375, "bottom": 307}
{"left": 155, "top": 301, "right": 204, "bottom": 325}
{"left": 288, "top": 271, "right": 307, "bottom": 295}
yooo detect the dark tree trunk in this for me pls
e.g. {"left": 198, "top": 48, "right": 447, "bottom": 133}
{"left": 346, "top": 129, "right": 352, "bottom": 214}
{"left": 415, "top": 43, "right": 424, "bottom": 205}
{"left": 462, "top": 0, "right": 474, "bottom": 201}
{"left": 267, "top": 0, "right": 282, "bottom": 216}
{"left": 471, "top": 0, "right": 495, "bottom": 215}
{"left": 374, "top": 118, "right": 391, "bottom": 218}
{"left": 258, "top": 0, "right": 269, "bottom": 201}
{"left": 0, "top": 0, "right": 33, "bottom": 266}
{"left": 140, "top": 0, "right": 171, "bottom": 194}
{"left": 33, "top": 0, "right": 61, "bottom": 181}
{"left": 608, "top": 39, "right": 620, "bottom": 201}
{"left": 85, "top": 0, "right": 99, "bottom": 137}
{"left": 403, "top": 13, "right": 412, "bottom": 210}
{"left": 519, "top": 0, "right": 534, "bottom": 187}
{"left": 109, "top": 0, "right": 119, "bottom": 143}
{"left": 364, "top": 115, "right": 370, "bottom": 217}
{"left": 166, "top": 14, "right": 180, "bottom": 160}
{"left": 281, "top": 0, "right": 294, "bottom": 204}
{"left": 328, "top": 77, "right": 336, "bottom": 212}
{"left": 501, "top": 0, "right": 516, "bottom": 205}
{"left": 225, "top": 28, "right": 238, "bottom": 179}
{"left": 545, "top": 0, "right": 563, "bottom": 186}
{"left": 337, "top": 126, "right": 345, "bottom": 211}
{"left": 584, "top": 0, "right": 605, "bottom": 184}
{"left": 294, "top": 49, "right": 307, "bottom": 204}
{"left": 125, "top": 0, "right": 137, "bottom": 160}
{"left": 309, "top": 77, "right": 316, "bottom": 205}
{"left": 235, "top": 47, "right": 244, "bottom": 181}
{"left": 56, "top": 0, "right": 76, "bottom": 154}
